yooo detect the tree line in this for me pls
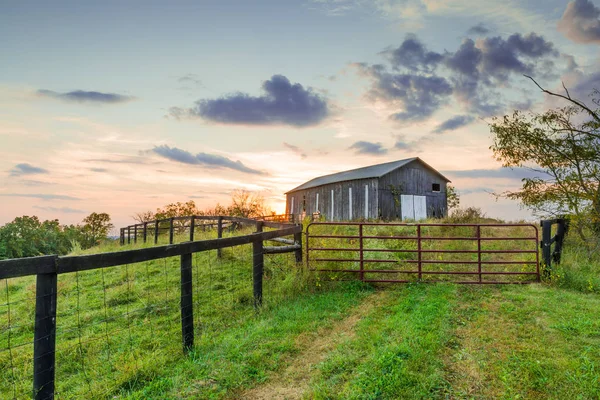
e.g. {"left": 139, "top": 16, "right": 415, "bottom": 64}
{"left": 0, "top": 212, "right": 113, "bottom": 259}
{"left": 133, "top": 189, "right": 270, "bottom": 223}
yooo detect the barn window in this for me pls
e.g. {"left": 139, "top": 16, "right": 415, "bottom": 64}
{"left": 432, "top": 183, "right": 441, "bottom": 192}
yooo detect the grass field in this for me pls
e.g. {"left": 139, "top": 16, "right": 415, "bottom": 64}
{"left": 1, "top": 221, "right": 599, "bottom": 399}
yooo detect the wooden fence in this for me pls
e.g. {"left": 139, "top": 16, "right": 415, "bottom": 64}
{"left": 0, "top": 216, "right": 302, "bottom": 400}
{"left": 119, "top": 214, "right": 296, "bottom": 246}
{"left": 540, "top": 218, "right": 569, "bottom": 277}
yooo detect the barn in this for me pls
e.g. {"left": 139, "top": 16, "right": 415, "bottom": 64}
{"left": 285, "top": 157, "right": 450, "bottom": 221}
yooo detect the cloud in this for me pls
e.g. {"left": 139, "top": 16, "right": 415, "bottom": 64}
{"left": 467, "top": 23, "right": 490, "bottom": 36}
{"left": 433, "top": 115, "right": 475, "bottom": 133}
{"left": 355, "top": 31, "right": 558, "bottom": 121}
{"left": 570, "top": 70, "right": 600, "bottom": 102}
{"left": 9, "top": 163, "right": 49, "bottom": 177}
{"left": 37, "top": 89, "right": 134, "bottom": 104}
{"left": 33, "top": 206, "right": 86, "bottom": 214}
{"left": 283, "top": 142, "right": 307, "bottom": 159}
{"left": 558, "top": 0, "right": 600, "bottom": 44}
{"left": 21, "top": 180, "right": 55, "bottom": 187}
{"left": 348, "top": 141, "right": 388, "bottom": 155}
{"left": 152, "top": 145, "right": 266, "bottom": 175}
{"left": 0, "top": 193, "right": 81, "bottom": 201}
{"left": 355, "top": 63, "right": 453, "bottom": 121}
{"left": 442, "top": 167, "right": 547, "bottom": 179}
{"left": 177, "top": 73, "right": 202, "bottom": 85}
{"left": 477, "top": 34, "right": 556, "bottom": 81}
{"left": 171, "top": 75, "right": 331, "bottom": 127}
{"left": 85, "top": 156, "right": 151, "bottom": 165}
{"left": 459, "top": 187, "right": 495, "bottom": 195}
{"left": 383, "top": 34, "right": 443, "bottom": 72}
{"left": 90, "top": 168, "right": 108, "bottom": 173}
{"left": 394, "top": 134, "right": 434, "bottom": 153}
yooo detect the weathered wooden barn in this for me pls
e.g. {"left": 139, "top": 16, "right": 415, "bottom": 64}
{"left": 285, "top": 157, "right": 450, "bottom": 221}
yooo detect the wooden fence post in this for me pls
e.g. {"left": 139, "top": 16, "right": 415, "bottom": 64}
{"left": 134, "top": 224, "right": 138, "bottom": 244}
{"left": 154, "top": 221, "right": 159, "bottom": 245}
{"left": 33, "top": 266, "right": 58, "bottom": 400}
{"left": 169, "top": 218, "right": 174, "bottom": 244}
{"left": 189, "top": 216, "right": 195, "bottom": 242}
{"left": 217, "top": 217, "right": 223, "bottom": 258}
{"left": 553, "top": 218, "right": 568, "bottom": 264}
{"left": 120, "top": 228, "right": 124, "bottom": 245}
{"left": 294, "top": 228, "right": 303, "bottom": 263}
{"left": 253, "top": 225, "right": 264, "bottom": 308}
{"left": 180, "top": 252, "right": 194, "bottom": 353}
{"left": 143, "top": 222, "right": 148, "bottom": 243}
{"left": 127, "top": 226, "right": 131, "bottom": 244}
{"left": 541, "top": 220, "right": 552, "bottom": 278}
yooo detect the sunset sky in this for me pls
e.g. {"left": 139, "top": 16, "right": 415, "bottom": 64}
{"left": 1, "top": 0, "right": 599, "bottom": 230}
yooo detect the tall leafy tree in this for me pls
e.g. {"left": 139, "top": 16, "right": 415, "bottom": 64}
{"left": 81, "top": 212, "right": 114, "bottom": 248}
{"left": 490, "top": 77, "right": 600, "bottom": 246}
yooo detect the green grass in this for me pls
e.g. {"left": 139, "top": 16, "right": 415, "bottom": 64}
{"left": 1, "top": 221, "right": 599, "bottom": 399}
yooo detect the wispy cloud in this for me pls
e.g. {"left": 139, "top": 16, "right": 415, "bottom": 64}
{"left": 37, "top": 89, "right": 135, "bottom": 104}
{"left": 170, "top": 75, "right": 331, "bottom": 127}
{"left": 467, "top": 23, "right": 490, "bottom": 36}
{"left": 432, "top": 115, "right": 475, "bottom": 133}
{"left": 9, "top": 163, "right": 49, "bottom": 177}
{"left": 0, "top": 193, "right": 81, "bottom": 201}
{"left": 443, "top": 167, "right": 547, "bottom": 179}
{"left": 354, "top": 62, "right": 453, "bottom": 121}
{"left": 152, "top": 145, "right": 266, "bottom": 175}
{"left": 348, "top": 141, "right": 388, "bottom": 155}
{"left": 33, "top": 206, "right": 86, "bottom": 214}
{"left": 283, "top": 142, "right": 308, "bottom": 159}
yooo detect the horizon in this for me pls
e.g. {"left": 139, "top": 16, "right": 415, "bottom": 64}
{"left": 2, "top": 0, "right": 599, "bottom": 229}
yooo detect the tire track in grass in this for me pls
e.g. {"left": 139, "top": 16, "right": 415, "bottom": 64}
{"left": 237, "top": 290, "right": 389, "bottom": 400}
{"left": 306, "top": 283, "right": 458, "bottom": 400}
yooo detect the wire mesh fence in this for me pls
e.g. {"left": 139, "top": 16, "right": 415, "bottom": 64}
{"left": 0, "top": 219, "right": 304, "bottom": 399}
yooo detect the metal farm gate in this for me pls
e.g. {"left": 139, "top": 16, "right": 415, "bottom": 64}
{"left": 306, "top": 222, "right": 540, "bottom": 284}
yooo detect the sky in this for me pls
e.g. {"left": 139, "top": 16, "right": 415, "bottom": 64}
{"left": 1, "top": 0, "right": 600, "bottom": 230}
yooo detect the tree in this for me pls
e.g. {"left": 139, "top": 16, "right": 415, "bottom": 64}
{"left": 489, "top": 76, "right": 600, "bottom": 246}
{"left": 0, "top": 216, "right": 81, "bottom": 259}
{"left": 81, "top": 212, "right": 114, "bottom": 247}
{"left": 132, "top": 210, "right": 155, "bottom": 224}
{"left": 227, "top": 189, "right": 268, "bottom": 218}
{"left": 446, "top": 185, "right": 460, "bottom": 213}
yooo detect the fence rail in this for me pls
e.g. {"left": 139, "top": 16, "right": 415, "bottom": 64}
{"left": 119, "top": 214, "right": 296, "bottom": 246}
{"left": 0, "top": 216, "right": 302, "bottom": 399}
{"left": 306, "top": 222, "right": 540, "bottom": 284}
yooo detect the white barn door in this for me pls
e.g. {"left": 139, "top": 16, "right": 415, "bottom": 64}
{"left": 401, "top": 195, "right": 414, "bottom": 220}
{"left": 401, "top": 195, "right": 427, "bottom": 220}
{"left": 413, "top": 195, "right": 427, "bottom": 220}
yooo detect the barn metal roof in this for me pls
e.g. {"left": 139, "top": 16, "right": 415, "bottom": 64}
{"left": 286, "top": 157, "right": 450, "bottom": 193}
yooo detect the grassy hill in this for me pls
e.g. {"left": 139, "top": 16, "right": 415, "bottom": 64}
{"left": 1, "top": 222, "right": 599, "bottom": 399}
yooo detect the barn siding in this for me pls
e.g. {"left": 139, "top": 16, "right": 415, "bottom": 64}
{"left": 286, "top": 178, "right": 379, "bottom": 221}
{"left": 378, "top": 160, "right": 447, "bottom": 219}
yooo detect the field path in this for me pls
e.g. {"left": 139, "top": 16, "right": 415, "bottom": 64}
{"left": 237, "top": 290, "right": 388, "bottom": 400}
